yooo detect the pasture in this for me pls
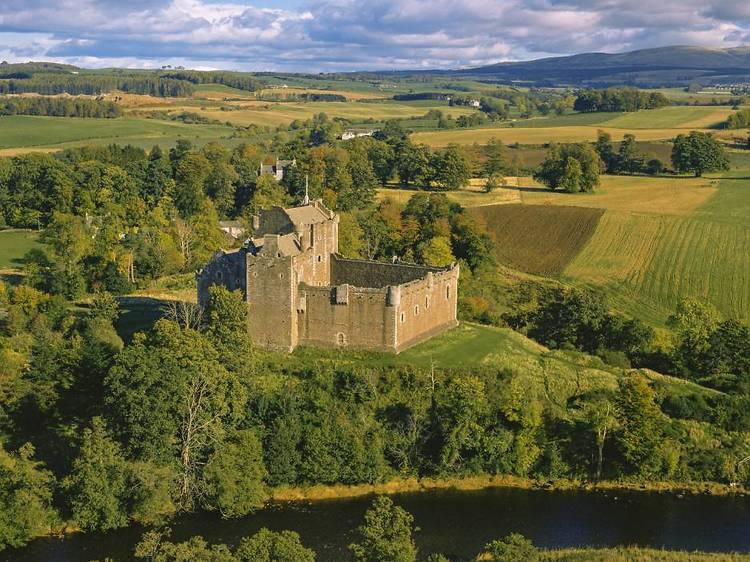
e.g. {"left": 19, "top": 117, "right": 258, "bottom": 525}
{"left": 376, "top": 183, "right": 520, "bottom": 208}
{"left": 0, "top": 115, "right": 233, "bottom": 150}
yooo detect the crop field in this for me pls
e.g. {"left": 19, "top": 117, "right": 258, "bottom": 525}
{"left": 196, "top": 100, "right": 477, "bottom": 127}
{"left": 519, "top": 175, "right": 719, "bottom": 216}
{"left": 412, "top": 125, "right": 701, "bottom": 147}
{"left": 601, "top": 106, "right": 735, "bottom": 129}
{"left": 470, "top": 204, "right": 604, "bottom": 275}
{"left": 565, "top": 208, "right": 750, "bottom": 324}
{"left": 0, "top": 115, "right": 233, "bottom": 150}
{"left": 0, "top": 229, "right": 41, "bottom": 271}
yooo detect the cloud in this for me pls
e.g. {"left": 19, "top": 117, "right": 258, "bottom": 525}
{"left": 0, "top": 0, "right": 748, "bottom": 71}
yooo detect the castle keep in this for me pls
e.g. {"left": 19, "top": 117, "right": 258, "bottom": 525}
{"left": 197, "top": 201, "right": 459, "bottom": 353}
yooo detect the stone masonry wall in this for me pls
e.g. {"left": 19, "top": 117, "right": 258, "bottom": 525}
{"left": 196, "top": 249, "right": 246, "bottom": 307}
{"left": 297, "top": 284, "right": 396, "bottom": 351}
{"left": 331, "top": 255, "right": 439, "bottom": 288}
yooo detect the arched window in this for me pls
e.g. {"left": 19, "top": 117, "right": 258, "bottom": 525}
{"left": 336, "top": 332, "right": 347, "bottom": 346}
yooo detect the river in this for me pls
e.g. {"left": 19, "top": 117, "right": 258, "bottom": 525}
{"left": 5, "top": 487, "right": 750, "bottom": 561}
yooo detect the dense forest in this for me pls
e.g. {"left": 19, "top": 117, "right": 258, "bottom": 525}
{"left": 0, "top": 95, "right": 122, "bottom": 118}
{"left": 0, "top": 63, "right": 266, "bottom": 97}
{"left": 574, "top": 87, "right": 671, "bottom": 112}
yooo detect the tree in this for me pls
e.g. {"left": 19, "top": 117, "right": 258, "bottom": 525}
{"left": 235, "top": 528, "right": 316, "bottom": 562}
{"left": 203, "top": 430, "right": 268, "bottom": 518}
{"left": 248, "top": 174, "right": 289, "bottom": 214}
{"left": 617, "top": 133, "right": 645, "bottom": 174}
{"left": 105, "top": 321, "right": 246, "bottom": 510}
{"left": 135, "top": 530, "right": 236, "bottom": 562}
{"left": 432, "top": 144, "right": 470, "bottom": 190}
{"left": 667, "top": 299, "right": 722, "bottom": 378}
{"left": 671, "top": 132, "right": 729, "bottom": 177}
{"left": 483, "top": 533, "right": 539, "bottom": 562}
{"left": 594, "top": 130, "right": 616, "bottom": 173}
{"left": 421, "top": 236, "right": 454, "bottom": 267}
{"left": 368, "top": 140, "right": 396, "bottom": 186}
{"left": 0, "top": 443, "right": 57, "bottom": 552}
{"left": 349, "top": 496, "right": 417, "bottom": 562}
{"left": 64, "top": 417, "right": 130, "bottom": 531}
{"left": 581, "top": 394, "right": 618, "bottom": 480}
{"left": 483, "top": 137, "right": 505, "bottom": 178}
{"left": 337, "top": 212, "right": 365, "bottom": 258}
{"left": 396, "top": 141, "right": 431, "bottom": 187}
{"left": 616, "top": 374, "right": 664, "bottom": 477}
{"left": 534, "top": 143, "right": 601, "bottom": 193}
{"left": 174, "top": 152, "right": 211, "bottom": 217}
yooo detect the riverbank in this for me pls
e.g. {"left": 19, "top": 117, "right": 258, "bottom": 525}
{"left": 271, "top": 473, "right": 749, "bottom": 502}
{"left": 542, "top": 546, "right": 750, "bottom": 561}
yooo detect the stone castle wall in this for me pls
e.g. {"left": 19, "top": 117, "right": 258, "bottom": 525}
{"left": 297, "top": 284, "right": 396, "bottom": 351}
{"left": 196, "top": 249, "right": 246, "bottom": 307}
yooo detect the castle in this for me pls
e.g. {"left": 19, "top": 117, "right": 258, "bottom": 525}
{"left": 197, "top": 201, "right": 459, "bottom": 353}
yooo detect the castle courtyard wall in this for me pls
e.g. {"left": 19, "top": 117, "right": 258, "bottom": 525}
{"left": 391, "top": 267, "right": 459, "bottom": 352}
{"left": 297, "top": 285, "right": 396, "bottom": 351}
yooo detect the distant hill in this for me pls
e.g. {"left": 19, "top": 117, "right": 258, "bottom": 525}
{"left": 450, "top": 46, "right": 750, "bottom": 87}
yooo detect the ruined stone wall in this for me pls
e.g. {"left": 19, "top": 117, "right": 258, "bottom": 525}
{"left": 246, "top": 253, "right": 297, "bottom": 351}
{"left": 392, "top": 266, "right": 459, "bottom": 352}
{"left": 297, "top": 284, "right": 396, "bottom": 352}
{"left": 196, "top": 249, "right": 247, "bottom": 307}
{"left": 331, "top": 256, "right": 440, "bottom": 288}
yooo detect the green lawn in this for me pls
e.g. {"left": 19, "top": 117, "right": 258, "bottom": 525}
{"left": 0, "top": 115, "right": 233, "bottom": 150}
{"left": 0, "top": 230, "right": 41, "bottom": 271}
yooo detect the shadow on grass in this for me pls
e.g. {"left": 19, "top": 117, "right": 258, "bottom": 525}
{"left": 115, "top": 296, "right": 170, "bottom": 342}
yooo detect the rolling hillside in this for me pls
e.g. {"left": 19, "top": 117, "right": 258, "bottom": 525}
{"left": 450, "top": 46, "right": 750, "bottom": 86}
{"left": 470, "top": 173, "right": 750, "bottom": 326}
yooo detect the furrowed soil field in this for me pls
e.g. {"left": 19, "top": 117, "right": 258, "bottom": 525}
{"left": 470, "top": 204, "right": 604, "bottom": 275}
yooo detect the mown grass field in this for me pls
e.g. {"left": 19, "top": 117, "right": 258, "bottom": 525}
{"left": 564, "top": 172, "right": 750, "bottom": 324}
{"left": 0, "top": 115, "right": 233, "bottom": 150}
{"left": 470, "top": 204, "right": 604, "bottom": 275}
{"left": 0, "top": 229, "right": 41, "bottom": 271}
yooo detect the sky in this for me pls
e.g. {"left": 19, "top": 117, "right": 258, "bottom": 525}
{"left": 0, "top": 0, "right": 749, "bottom": 72}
